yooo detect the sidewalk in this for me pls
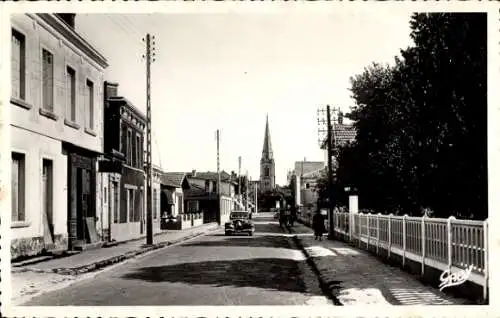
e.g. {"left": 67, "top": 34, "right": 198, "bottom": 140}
{"left": 291, "top": 223, "right": 470, "bottom": 305}
{"left": 10, "top": 223, "right": 219, "bottom": 305}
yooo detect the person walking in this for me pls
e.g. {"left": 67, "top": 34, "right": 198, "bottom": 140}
{"left": 312, "top": 210, "right": 326, "bottom": 240}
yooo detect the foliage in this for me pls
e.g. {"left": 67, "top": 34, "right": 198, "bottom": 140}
{"left": 328, "top": 13, "right": 487, "bottom": 219}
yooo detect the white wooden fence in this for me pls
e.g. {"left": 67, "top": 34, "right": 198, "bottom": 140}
{"left": 332, "top": 212, "right": 489, "bottom": 300}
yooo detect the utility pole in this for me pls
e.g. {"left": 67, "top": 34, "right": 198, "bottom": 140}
{"left": 326, "top": 105, "right": 335, "bottom": 239}
{"left": 143, "top": 33, "right": 156, "bottom": 245}
{"left": 254, "top": 182, "right": 258, "bottom": 214}
{"left": 238, "top": 156, "right": 242, "bottom": 204}
{"left": 217, "top": 129, "right": 221, "bottom": 224}
{"left": 245, "top": 171, "right": 249, "bottom": 211}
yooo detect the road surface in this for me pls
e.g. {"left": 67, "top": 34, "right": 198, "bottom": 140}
{"left": 22, "top": 213, "right": 331, "bottom": 306}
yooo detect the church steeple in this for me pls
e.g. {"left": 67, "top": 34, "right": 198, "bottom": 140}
{"left": 260, "top": 114, "right": 276, "bottom": 190}
{"left": 262, "top": 114, "right": 273, "bottom": 161}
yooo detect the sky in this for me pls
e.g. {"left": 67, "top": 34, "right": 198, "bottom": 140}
{"left": 75, "top": 11, "right": 414, "bottom": 185}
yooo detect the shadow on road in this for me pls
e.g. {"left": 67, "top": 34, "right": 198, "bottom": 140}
{"left": 183, "top": 234, "right": 294, "bottom": 249}
{"left": 121, "top": 257, "right": 320, "bottom": 295}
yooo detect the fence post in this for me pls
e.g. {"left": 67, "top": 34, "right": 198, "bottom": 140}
{"left": 483, "top": 219, "right": 489, "bottom": 301}
{"left": 366, "top": 213, "right": 370, "bottom": 249}
{"left": 358, "top": 213, "right": 362, "bottom": 248}
{"left": 376, "top": 213, "right": 381, "bottom": 255}
{"left": 421, "top": 214, "right": 426, "bottom": 277}
{"left": 402, "top": 214, "right": 407, "bottom": 268}
{"left": 447, "top": 216, "right": 455, "bottom": 272}
{"left": 349, "top": 213, "right": 353, "bottom": 243}
{"left": 388, "top": 213, "right": 392, "bottom": 259}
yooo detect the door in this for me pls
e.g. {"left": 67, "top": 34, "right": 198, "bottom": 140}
{"left": 42, "top": 159, "right": 54, "bottom": 245}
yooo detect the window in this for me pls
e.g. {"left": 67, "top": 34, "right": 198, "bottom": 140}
{"left": 85, "top": 80, "right": 94, "bottom": 130}
{"left": 213, "top": 181, "right": 217, "bottom": 193}
{"left": 264, "top": 167, "right": 270, "bottom": 177}
{"left": 177, "top": 194, "right": 183, "bottom": 214}
{"left": 126, "top": 129, "right": 132, "bottom": 165}
{"left": 42, "top": 49, "right": 54, "bottom": 111}
{"left": 104, "top": 187, "right": 107, "bottom": 204}
{"left": 113, "top": 182, "right": 120, "bottom": 224}
{"left": 205, "top": 180, "right": 210, "bottom": 192}
{"left": 11, "top": 29, "right": 26, "bottom": 101}
{"left": 12, "top": 153, "right": 26, "bottom": 222}
{"left": 188, "top": 200, "right": 199, "bottom": 213}
{"left": 136, "top": 189, "right": 142, "bottom": 222}
{"left": 136, "top": 134, "right": 141, "bottom": 168}
{"left": 153, "top": 188, "right": 158, "bottom": 219}
{"left": 66, "top": 66, "right": 76, "bottom": 122}
{"left": 127, "top": 188, "right": 135, "bottom": 222}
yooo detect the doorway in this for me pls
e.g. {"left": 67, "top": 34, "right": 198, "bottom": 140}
{"left": 42, "top": 159, "right": 54, "bottom": 245}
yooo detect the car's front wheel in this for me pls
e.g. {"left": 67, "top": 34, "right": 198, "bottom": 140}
{"left": 248, "top": 231, "right": 253, "bottom": 236}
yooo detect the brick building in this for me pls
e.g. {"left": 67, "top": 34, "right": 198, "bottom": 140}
{"left": 99, "top": 81, "right": 147, "bottom": 242}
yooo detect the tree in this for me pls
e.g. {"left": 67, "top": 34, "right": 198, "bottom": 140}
{"left": 335, "top": 13, "right": 487, "bottom": 219}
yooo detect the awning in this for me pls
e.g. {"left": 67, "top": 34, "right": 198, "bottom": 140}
{"left": 162, "top": 189, "right": 174, "bottom": 205}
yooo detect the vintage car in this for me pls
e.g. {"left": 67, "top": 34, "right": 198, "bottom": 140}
{"left": 225, "top": 211, "right": 255, "bottom": 236}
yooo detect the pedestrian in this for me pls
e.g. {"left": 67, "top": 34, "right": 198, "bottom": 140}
{"left": 312, "top": 210, "right": 325, "bottom": 241}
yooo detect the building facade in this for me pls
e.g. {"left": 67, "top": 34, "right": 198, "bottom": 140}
{"left": 185, "top": 171, "right": 235, "bottom": 225}
{"left": 10, "top": 14, "right": 108, "bottom": 258}
{"left": 99, "top": 81, "right": 146, "bottom": 242}
{"left": 259, "top": 115, "right": 275, "bottom": 191}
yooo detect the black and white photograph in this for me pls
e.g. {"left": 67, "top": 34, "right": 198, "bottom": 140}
{"left": 0, "top": 2, "right": 497, "bottom": 317}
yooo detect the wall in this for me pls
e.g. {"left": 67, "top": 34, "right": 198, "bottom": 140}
{"left": 152, "top": 169, "right": 163, "bottom": 234}
{"left": 10, "top": 14, "right": 106, "bottom": 258}
{"left": 10, "top": 127, "right": 68, "bottom": 259}
{"left": 10, "top": 14, "right": 105, "bottom": 154}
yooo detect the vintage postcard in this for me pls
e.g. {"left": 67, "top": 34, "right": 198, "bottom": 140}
{"left": 0, "top": 1, "right": 498, "bottom": 317}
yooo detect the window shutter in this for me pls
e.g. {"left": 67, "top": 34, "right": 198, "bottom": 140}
{"left": 11, "top": 35, "right": 20, "bottom": 99}
{"left": 11, "top": 158, "right": 19, "bottom": 221}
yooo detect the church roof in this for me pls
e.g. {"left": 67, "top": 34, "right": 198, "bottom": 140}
{"left": 261, "top": 114, "right": 273, "bottom": 161}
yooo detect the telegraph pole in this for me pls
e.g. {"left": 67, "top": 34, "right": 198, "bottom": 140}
{"left": 326, "top": 105, "right": 335, "bottom": 239}
{"left": 217, "top": 129, "right": 221, "bottom": 224}
{"left": 143, "top": 33, "right": 156, "bottom": 245}
{"left": 238, "top": 156, "right": 242, "bottom": 196}
{"left": 254, "top": 182, "right": 258, "bottom": 214}
{"left": 245, "top": 171, "right": 249, "bottom": 211}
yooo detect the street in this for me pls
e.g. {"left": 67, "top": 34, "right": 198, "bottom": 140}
{"left": 22, "top": 214, "right": 332, "bottom": 306}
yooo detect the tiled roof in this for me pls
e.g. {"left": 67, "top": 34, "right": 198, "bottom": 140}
{"left": 321, "top": 124, "right": 356, "bottom": 149}
{"left": 187, "top": 171, "right": 234, "bottom": 183}
{"left": 161, "top": 172, "right": 188, "bottom": 188}
{"left": 294, "top": 161, "right": 325, "bottom": 176}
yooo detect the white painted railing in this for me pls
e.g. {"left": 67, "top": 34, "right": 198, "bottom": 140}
{"left": 333, "top": 212, "right": 489, "bottom": 300}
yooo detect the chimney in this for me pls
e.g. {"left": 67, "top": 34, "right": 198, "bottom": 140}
{"left": 56, "top": 14, "right": 76, "bottom": 28}
{"left": 192, "top": 169, "right": 196, "bottom": 177}
{"left": 104, "top": 81, "right": 119, "bottom": 101}
{"left": 338, "top": 111, "right": 344, "bottom": 125}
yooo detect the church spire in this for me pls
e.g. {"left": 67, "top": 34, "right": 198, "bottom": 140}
{"left": 262, "top": 114, "right": 273, "bottom": 161}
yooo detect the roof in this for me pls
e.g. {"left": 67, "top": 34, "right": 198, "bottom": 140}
{"left": 321, "top": 123, "right": 356, "bottom": 149}
{"left": 294, "top": 161, "right": 325, "bottom": 176}
{"left": 35, "top": 14, "right": 108, "bottom": 69}
{"left": 161, "top": 172, "right": 190, "bottom": 189}
{"left": 107, "top": 96, "right": 147, "bottom": 123}
{"left": 186, "top": 171, "right": 236, "bottom": 184}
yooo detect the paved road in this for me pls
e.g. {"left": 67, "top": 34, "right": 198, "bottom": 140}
{"left": 22, "top": 214, "right": 331, "bottom": 306}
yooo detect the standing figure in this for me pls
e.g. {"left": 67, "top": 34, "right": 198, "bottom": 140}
{"left": 312, "top": 210, "right": 326, "bottom": 240}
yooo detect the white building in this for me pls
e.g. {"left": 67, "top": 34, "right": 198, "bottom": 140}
{"left": 10, "top": 14, "right": 108, "bottom": 258}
